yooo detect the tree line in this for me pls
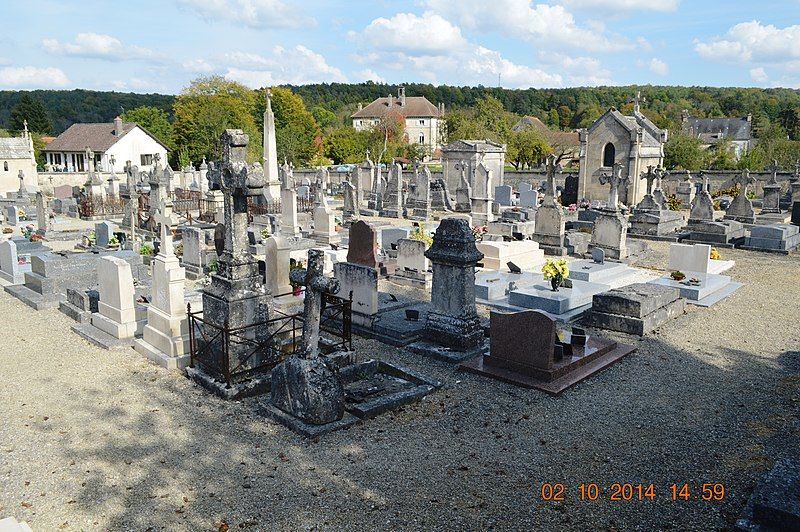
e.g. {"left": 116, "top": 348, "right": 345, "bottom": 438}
{"left": 1, "top": 81, "right": 798, "bottom": 172}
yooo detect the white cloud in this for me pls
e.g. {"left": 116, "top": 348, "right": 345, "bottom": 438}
{"left": 110, "top": 78, "right": 155, "bottom": 91}
{"left": 649, "top": 58, "right": 668, "bottom": 75}
{"left": 423, "top": 0, "right": 634, "bottom": 52}
{"left": 749, "top": 67, "right": 769, "bottom": 83}
{"left": 563, "top": 0, "right": 680, "bottom": 11}
{"left": 355, "top": 69, "right": 386, "bottom": 84}
{"left": 176, "top": 0, "right": 314, "bottom": 29}
{"left": 0, "top": 66, "right": 70, "bottom": 88}
{"left": 468, "top": 46, "right": 562, "bottom": 88}
{"left": 538, "top": 53, "right": 614, "bottom": 86}
{"left": 695, "top": 21, "right": 800, "bottom": 64}
{"left": 42, "top": 33, "right": 160, "bottom": 61}
{"left": 223, "top": 45, "right": 347, "bottom": 87}
{"left": 183, "top": 58, "right": 214, "bottom": 73}
{"left": 358, "top": 12, "right": 467, "bottom": 54}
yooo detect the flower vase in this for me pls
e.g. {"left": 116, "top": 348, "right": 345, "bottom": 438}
{"left": 550, "top": 277, "right": 563, "bottom": 292}
{"left": 292, "top": 286, "right": 302, "bottom": 296}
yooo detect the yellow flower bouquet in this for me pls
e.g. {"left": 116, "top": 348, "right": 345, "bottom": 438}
{"left": 542, "top": 258, "right": 569, "bottom": 291}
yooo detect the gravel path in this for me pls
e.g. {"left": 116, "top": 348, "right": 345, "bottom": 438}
{"left": 1, "top": 241, "right": 798, "bottom": 531}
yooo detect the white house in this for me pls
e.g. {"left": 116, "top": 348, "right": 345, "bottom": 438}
{"left": 43, "top": 117, "right": 169, "bottom": 173}
{"left": 0, "top": 125, "right": 38, "bottom": 195}
{"left": 351, "top": 88, "right": 443, "bottom": 158}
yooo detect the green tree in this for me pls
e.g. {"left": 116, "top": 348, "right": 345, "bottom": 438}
{"left": 664, "top": 133, "right": 706, "bottom": 170}
{"left": 10, "top": 94, "right": 51, "bottom": 134}
{"left": 323, "top": 127, "right": 368, "bottom": 164}
{"left": 707, "top": 139, "right": 736, "bottom": 170}
{"left": 172, "top": 76, "right": 260, "bottom": 164}
{"left": 311, "top": 106, "right": 338, "bottom": 132}
{"left": 507, "top": 128, "right": 551, "bottom": 170}
{"left": 121, "top": 106, "right": 174, "bottom": 150}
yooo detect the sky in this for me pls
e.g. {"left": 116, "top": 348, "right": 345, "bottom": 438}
{"left": 0, "top": 0, "right": 799, "bottom": 94}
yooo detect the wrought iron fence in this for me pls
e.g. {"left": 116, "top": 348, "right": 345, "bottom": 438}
{"left": 78, "top": 193, "right": 125, "bottom": 218}
{"left": 187, "top": 291, "right": 352, "bottom": 387}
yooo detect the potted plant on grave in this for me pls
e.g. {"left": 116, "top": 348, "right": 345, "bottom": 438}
{"left": 472, "top": 225, "right": 487, "bottom": 242}
{"left": 139, "top": 243, "right": 154, "bottom": 256}
{"left": 2, "top": 227, "right": 12, "bottom": 234}
{"left": 108, "top": 235, "right": 120, "bottom": 249}
{"left": 670, "top": 270, "right": 686, "bottom": 281}
{"left": 290, "top": 259, "right": 304, "bottom": 296}
{"left": 542, "top": 258, "right": 569, "bottom": 292}
{"left": 334, "top": 217, "right": 342, "bottom": 232}
{"left": 409, "top": 223, "right": 433, "bottom": 248}
{"left": 710, "top": 248, "right": 721, "bottom": 260}
{"left": 21, "top": 225, "right": 34, "bottom": 239}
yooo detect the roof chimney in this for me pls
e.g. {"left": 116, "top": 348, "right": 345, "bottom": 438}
{"left": 746, "top": 113, "right": 752, "bottom": 123}
{"left": 358, "top": 102, "right": 363, "bottom": 111}
{"left": 398, "top": 87, "right": 406, "bottom": 107}
{"left": 114, "top": 116, "right": 123, "bottom": 137}
{"left": 387, "top": 94, "right": 393, "bottom": 108}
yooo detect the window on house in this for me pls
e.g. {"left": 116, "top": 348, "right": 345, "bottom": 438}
{"left": 140, "top": 154, "right": 154, "bottom": 166}
{"left": 419, "top": 133, "right": 425, "bottom": 144}
{"left": 418, "top": 119, "right": 425, "bottom": 126}
{"left": 602, "top": 143, "right": 615, "bottom": 167}
{"left": 3, "top": 162, "right": 7, "bottom": 171}
{"left": 356, "top": 120, "right": 362, "bottom": 126}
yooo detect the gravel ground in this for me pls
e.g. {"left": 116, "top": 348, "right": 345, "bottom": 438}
{"left": 1, "top": 240, "right": 798, "bottom": 531}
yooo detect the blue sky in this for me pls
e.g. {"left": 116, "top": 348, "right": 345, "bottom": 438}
{"left": 0, "top": 0, "right": 798, "bottom": 94}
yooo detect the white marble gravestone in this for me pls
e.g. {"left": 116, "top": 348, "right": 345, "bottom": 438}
{"left": 92, "top": 256, "right": 138, "bottom": 339}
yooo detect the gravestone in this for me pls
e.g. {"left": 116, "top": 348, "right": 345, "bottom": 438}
{"left": 532, "top": 155, "right": 567, "bottom": 255}
{"left": 676, "top": 173, "right": 696, "bottom": 208}
{"left": 36, "top": 192, "right": 50, "bottom": 234}
{"left": 95, "top": 221, "right": 114, "bottom": 248}
{"left": 590, "top": 164, "right": 628, "bottom": 259}
{"left": 470, "top": 163, "right": 494, "bottom": 225}
{"left": 296, "top": 185, "right": 310, "bottom": 200}
{"left": 494, "top": 185, "right": 513, "bottom": 206}
{"left": 629, "top": 165, "right": 683, "bottom": 236}
{"left": 454, "top": 160, "right": 473, "bottom": 213}
{"left": 181, "top": 226, "right": 205, "bottom": 279}
{"left": 792, "top": 202, "right": 800, "bottom": 227}
{"left": 53, "top": 184, "right": 73, "bottom": 199}
{"left": 380, "top": 227, "right": 410, "bottom": 250}
{"left": 280, "top": 188, "right": 300, "bottom": 236}
{"left": 583, "top": 283, "right": 685, "bottom": 336}
{"left": 134, "top": 200, "right": 190, "bottom": 369}
{"left": 91, "top": 256, "right": 138, "bottom": 340}
{"left": 430, "top": 177, "right": 453, "bottom": 211}
{"left": 342, "top": 180, "right": 359, "bottom": 223}
{"left": 591, "top": 247, "right": 605, "bottom": 264}
{"left": 333, "top": 262, "right": 378, "bottom": 324}
{"left": 668, "top": 243, "right": 711, "bottom": 273}
{"left": 390, "top": 238, "right": 432, "bottom": 288}
{"left": 689, "top": 173, "right": 715, "bottom": 223}
{"left": 0, "top": 240, "right": 23, "bottom": 284}
{"left": 380, "top": 163, "right": 403, "bottom": 218}
{"left": 264, "top": 234, "right": 292, "bottom": 296}
{"left": 736, "top": 458, "right": 800, "bottom": 531}
{"left": 460, "top": 309, "right": 637, "bottom": 394}
{"left": 270, "top": 248, "right": 345, "bottom": 426}
{"left": 724, "top": 170, "right": 756, "bottom": 224}
{"left": 408, "top": 165, "right": 432, "bottom": 220}
{"left": 313, "top": 192, "right": 339, "bottom": 245}
{"left": 519, "top": 188, "right": 538, "bottom": 208}
{"left": 562, "top": 174, "right": 579, "bottom": 206}
{"left": 744, "top": 224, "right": 800, "bottom": 252}
{"left": 5, "top": 205, "right": 19, "bottom": 226}
{"left": 407, "top": 218, "right": 485, "bottom": 360}
{"left": 761, "top": 160, "right": 782, "bottom": 214}
{"left": 192, "top": 130, "right": 273, "bottom": 395}
{"left": 346, "top": 220, "right": 378, "bottom": 268}
{"left": 652, "top": 167, "right": 667, "bottom": 209}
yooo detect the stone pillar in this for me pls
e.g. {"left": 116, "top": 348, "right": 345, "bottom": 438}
{"left": 280, "top": 188, "right": 300, "bottom": 236}
{"left": 422, "top": 218, "right": 484, "bottom": 351}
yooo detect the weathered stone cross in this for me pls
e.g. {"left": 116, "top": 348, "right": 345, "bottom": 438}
{"left": 207, "top": 129, "right": 265, "bottom": 270}
{"left": 85, "top": 147, "right": 95, "bottom": 172}
{"left": 765, "top": 159, "right": 779, "bottom": 185}
{"left": 289, "top": 249, "right": 340, "bottom": 359}
{"left": 154, "top": 200, "right": 177, "bottom": 257}
{"left": 543, "top": 154, "right": 560, "bottom": 205}
{"left": 699, "top": 171, "right": 710, "bottom": 192}
{"left": 654, "top": 166, "right": 668, "bottom": 189}
{"left": 599, "top": 163, "right": 627, "bottom": 210}
{"left": 641, "top": 165, "right": 657, "bottom": 196}
{"left": 734, "top": 168, "right": 755, "bottom": 196}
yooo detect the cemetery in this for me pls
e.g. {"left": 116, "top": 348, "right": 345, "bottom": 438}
{"left": 1, "top": 8, "right": 800, "bottom": 527}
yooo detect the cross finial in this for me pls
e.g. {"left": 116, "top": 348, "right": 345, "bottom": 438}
{"left": 632, "top": 90, "right": 645, "bottom": 113}
{"left": 641, "top": 165, "right": 657, "bottom": 196}
{"left": 154, "top": 199, "right": 177, "bottom": 255}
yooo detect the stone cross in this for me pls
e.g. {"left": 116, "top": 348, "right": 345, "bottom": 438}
{"left": 599, "top": 163, "right": 627, "bottom": 210}
{"left": 632, "top": 91, "right": 645, "bottom": 113}
{"left": 154, "top": 200, "right": 177, "bottom": 257}
{"left": 735, "top": 168, "right": 755, "bottom": 196}
{"left": 543, "top": 154, "right": 559, "bottom": 205}
{"left": 109, "top": 154, "right": 116, "bottom": 172}
{"left": 654, "top": 166, "right": 668, "bottom": 189}
{"left": 766, "top": 159, "right": 779, "bottom": 185}
{"left": 289, "top": 249, "right": 340, "bottom": 360}
{"left": 641, "top": 165, "right": 657, "bottom": 196}
{"left": 17, "top": 170, "right": 24, "bottom": 192}
{"left": 455, "top": 160, "right": 468, "bottom": 183}
{"left": 699, "top": 171, "right": 710, "bottom": 192}
{"left": 207, "top": 129, "right": 265, "bottom": 271}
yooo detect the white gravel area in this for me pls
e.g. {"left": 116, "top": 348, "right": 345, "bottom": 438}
{"left": 0, "top": 241, "right": 798, "bottom": 531}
